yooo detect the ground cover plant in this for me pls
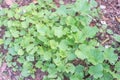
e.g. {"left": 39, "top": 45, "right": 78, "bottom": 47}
{"left": 0, "top": 0, "right": 120, "bottom": 80}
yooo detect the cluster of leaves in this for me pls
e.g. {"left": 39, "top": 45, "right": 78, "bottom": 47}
{"left": 0, "top": 0, "right": 120, "bottom": 80}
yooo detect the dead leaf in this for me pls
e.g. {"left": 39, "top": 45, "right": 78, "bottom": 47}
{"left": 118, "top": 0, "right": 120, "bottom": 4}
{"left": 33, "top": 0, "right": 38, "bottom": 4}
{"left": 116, "top": 16, "right": 120, "bottom": 23}
{"left": 101, "top": 37, "right": 109, "bottom": 45}
{"left": 53, "top": 0, "right": 60, "bottom": 7}
{"left": 5, "top": 0, "right": 14, "bottom": 6}
{"left": 0, "top": 63, "right": 7, "bottom": 74}
{"left": 102, "top": 16, "right": 109, "bottom": 21}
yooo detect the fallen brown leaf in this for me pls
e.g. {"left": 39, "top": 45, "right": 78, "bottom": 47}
{"left": 0, "top": 63, "right": 7, "bottom": 74}
{"left": 5, "top": 0, "right": 14, "bottom": 6}
{"left": 102, "top": 16, "right": 109, "bottom": 21}
{"left": 118, "top": 0, "right": 120, "bottom": 4}
{"left": 33, "top": 0, "right": 38, "bottom": 4}
{"left": 101, "top": 37, "right": 109, "bottom": 45}
{"left": 116, "top": 16, "right": 120, "bottom": 23}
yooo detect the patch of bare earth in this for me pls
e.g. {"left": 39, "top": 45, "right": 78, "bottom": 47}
{"left": 96, "top": 0, "right": 120, "bottom": 45}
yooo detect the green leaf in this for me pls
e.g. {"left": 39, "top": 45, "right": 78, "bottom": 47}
{"left": 100, "top": 72, "right": 113, "bottom": 80}
{"left": 79, "top": 16, "right": 91, "bottom": 27}
{"left": 35, "top": 61, "right": 42, "bottom": 68}
{"left": 58, "top": 40, "right": 68, "bottom": 51}
{"left": 10, "top": 30, "right": 19, "bottom": 38}
{"left": 115, "top": 61, "right": 120, "bottom": 72}
{"left": 104, "top": 68, "right": 120, "bottom": 79}
{"left": 90, "top": 0, "right": 98, "bottom": 8}
{"left": 75, "top": 65, "right": 84, "bottom": 73}
{"left": 47, "top": 64, "right": 57, "bottom": 78}
{"left": 21, "top": 69, "right": 30, "bottom": 77}
{"left": 37, "top": 35, "right": 48, "bottom": 42}
{"left": 70, "top": 75, "right": 80, "bottom": 80}
{"left": 74, "top": 0, "right": 90, "bottom": 13}
{"left": 8, "top": 47, "right": 16, "bottom": 55}
{"left": 74, "top": 31, "right": 85, "bottom": 43}
{"left": 36, "top": 24, "right": 47, "bottom": 36}
{"left": 14, "top": 13, "right": 20, "bottom": 19}
{"left": 49, "top": 40, "right": 58, "bottom": 49}
{"left": 5, "top": 54, "right": 13, "bottom": 62}
{"left": 71, "top": 26, "right": 79, "bottom": 32}
{"left": 113, "top": 34, "right": 120, "bottom": 42}
{"left": 88, "top": 49, "right": 104, "bottom": 65}
{"left": 26, "top": 55, "right": 34, "bottom": 61}
{"left": 107, "top": 29, "right": 113, "bottom": 34}
{"left": 43, "top": 51, "right": 52, "bottom": 61}
{"left": 66, "top": 16, "right": 76, "bottom": 26}
{"left": 0, "top": 9, "right": 5, "bottom": 16}
{"left": 83, "top": 26, "right": 98, "bottom": 38}
{"left": 104, "top": 48, "right": 118, "bottom": 64}
{"left": 70, "top": 69, "right": 84, "bottom": 80}
{"left": 59, "top": 51, "right": 67, "bottom": 58}
{"left": 4, "top": 31, "right": 11, "bottom": 37}
{"left": 21, "top": 21, "right": 29, "bottom": 28}
{"left": 37, "top": 47, "right": 44, "bottom": 55}
{"left": 56, "top": 5, "right": 67, "bottom": 16}
{"left": 0, "top": 39, "right": 4, "bottom": 45}
{"left": 75, "top": 65, "right": 84, "bottom": 78}
{"left": 23, "top": 61, "right": 33, "bottom": 69}
{"left": 26, "top": 44, "right": 35, "bottom": 52}
{"left": 7, "top": 20, "right": 13, "bottom": 28}
{"left": 7, "top": 10, "right": 14, "bottom": 18}
{"left": 54, "top": 26, "right": 63, "bottom": 38}
{"left": 75, "top": 49, "right": 87, "bottom": 60}
{"left": 67, "top": 52, "right": 76, "bottom": 60}
{"left": 29, "top": 46, "right": 38, "bottom": 55}
{"left": 18, "top": 49, "right": 24, "bottom": 55}
{"left": 17, "top": 56, "right": 25, "bottom": 63}
{"left": 53, "top": 56, "right": 62, "bottom": 66}
{"left": 57, "top": 64, "right": 66, "bottom": 72}
{"left": 65, "top": 63, "right": 75, "bottom": 74}
{"left": 88, "top": 64, "right": 103, "bottom": 79}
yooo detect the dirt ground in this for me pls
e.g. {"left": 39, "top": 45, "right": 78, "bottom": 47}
{"left": 0, "top": 0, "right": 120, "bottom": 80}
{"left": 97, "top": 0, "right": 120, "bottom": 34}
{"left": 96, "top": 0, "right": 120, "bottom": 46}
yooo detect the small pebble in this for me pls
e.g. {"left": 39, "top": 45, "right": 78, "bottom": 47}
{"left": 103, "top": 10, "right": 107, "bottom": 13}
{"left": 101, "top": 20, "right": 106, "bottom": 25}
{"left": 0, "top": 5, "right": 2, "bottom": 10}
{"left": 105, "top": 45, "right": 110, "bottom": 48}
{"left": 100, "top": 5, "right": 106, "bottom": 9}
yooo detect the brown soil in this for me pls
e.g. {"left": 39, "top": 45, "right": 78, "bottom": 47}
{"left": 0, "top": 0, "right": 32, "bottom": 8}
{"left": 96, "top": 0, "right": 120, "bottom": 46}
{"left": 96, "top": 0, "right": 120, "bottom": 34}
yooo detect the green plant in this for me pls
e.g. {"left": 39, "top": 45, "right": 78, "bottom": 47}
{"left": 0, "top": 53, "right": 4, "bottom": 66}
{"left": 113, "top": 34, "right": 120, "bottom": 42}
{"left": 0, "top": 0, "right": 120, "bottom": 80}
{"left": 0, "top": 39, "right": 3, "bottom": 44}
